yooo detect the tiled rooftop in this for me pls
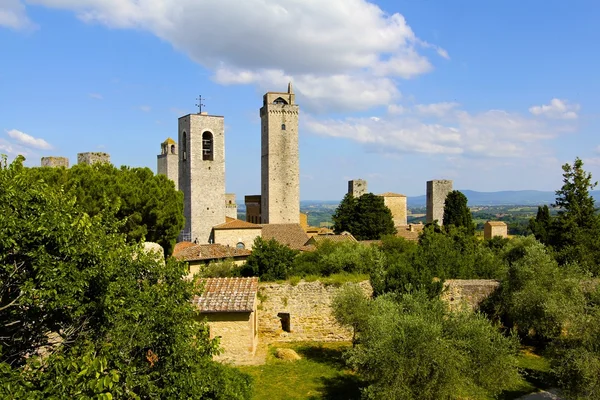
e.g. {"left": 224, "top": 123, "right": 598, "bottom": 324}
{"left": 260, "top": 223, "right": 309, "bottom": 250}
{"left": 173, "top": 243, "right": 251, "bottom": 262}
{"left": 306, "top": 234, "right": 358, "bottom": 245}
{"left": 213, "top": 218, "right": 262, "bottom": 230}
{"left": 378, "top": 192, "right": 407, "bottom": 197}
{"left": 486, "top": 221, "right": 508, "bottom": 226}
{"left": 193, "top": 277, "right": 258, "bottom": 313}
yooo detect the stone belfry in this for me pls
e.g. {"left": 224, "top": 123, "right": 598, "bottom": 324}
{"left": 178, "top": 109, "right": 226, "bottom": 244}
{"left": 157, "top": 137, "right": 178, "bottom": 190}
{"left": 260, "top": 83, "right": 300, "bottom": 224}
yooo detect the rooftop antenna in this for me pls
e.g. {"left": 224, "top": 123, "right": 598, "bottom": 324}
{"left": 195, "top": 95, "right": 205, "bottom": 114}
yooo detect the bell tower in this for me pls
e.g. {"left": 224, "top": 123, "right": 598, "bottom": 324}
{"left": 178, "top": 111, "right": 226, "bottom": 243}
{"left": 157, "top": 137, "right": 178, "bottom": 190}
{"left": 260, "top": 83, "right": 300, "bottom": 224}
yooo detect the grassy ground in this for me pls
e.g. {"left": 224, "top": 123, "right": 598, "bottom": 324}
{"left": 239, "top": 343, "right": 552, "bottom": 400}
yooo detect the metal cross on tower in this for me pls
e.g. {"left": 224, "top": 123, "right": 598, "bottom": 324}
{"left": 195, "top": 95, "right": 205, "bottom": 114}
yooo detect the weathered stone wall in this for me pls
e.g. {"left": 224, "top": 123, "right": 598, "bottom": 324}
{"left": 200, "top": 310, "right": 258, "bottom": 364}
{"left": 441, "top": 279, "right": 500, "bottom": 311}
{"left": 178, "top": 113, "right": 226, "bottom": 244}
{"left": 484, "top": 223, "right": 508, "bottom": 239}
{"left": 41, "top": 156, "right": 69, "bottom": 168}
{"left": 348, "top": 179, "right": 367, "bottom": 198}
{"left": 258, "top": 281, "right": 372, "bottom": 342}
{"left": 260, "top": 88, "right": 300, "bottom": 224}
{"left": 213, "top": 228, "right": 262, "bottom": 250}
{"left": 157, "top": 152, "right": 178, "bottom": 191}
{"left": 383, "top": 195, "right": 407, "bottom": 226}
{"left": 77, "top": 152, "right": 110, "bottom": 165}
{"left": 426, "top": 179, "right": 453, "bottom": 225}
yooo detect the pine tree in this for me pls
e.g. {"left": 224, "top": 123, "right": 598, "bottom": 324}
{"left": 442, "top": 190, "right": 474, "bottom": 235}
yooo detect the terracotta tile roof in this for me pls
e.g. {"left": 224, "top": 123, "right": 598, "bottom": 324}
{"left": 306, "top": 234, "right": 358, "bottom": 245}
{"left": 395, "top": 224, "right": 424, "bottom": 242}
{"left": 260, "top": 223, "right": 309, "bottom": 250}
{"left": 193, "top": 277, "right": 258, "bottom": 313}
{"left": 213, "top": 218, "right": 261, "bottom": 230}
{"left": 173, "top": 241, "right": 196, "bottom": 255}
{"left": 378, "top": 192, "right": 407, "bottom": 197}
{"left": 485, "top": 221, "right": 507, "bottom": 226}
{"left": 174, "top": 243, "right": 251, "bottom": 262}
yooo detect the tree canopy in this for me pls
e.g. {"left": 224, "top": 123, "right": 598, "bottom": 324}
{"left": 332, "top": 193, "right": 396, "bottom": 240}
{"left": 0, "top": 156, "right": 251, "bottom": 399}
{"left": 442, "top": 190, "right": 474, "bottom": 234}
{"left": 28, "top": 162, "right": 184, "bottom": 256}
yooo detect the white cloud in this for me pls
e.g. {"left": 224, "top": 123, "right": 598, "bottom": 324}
{"left": 305, "top": 101, "right": 575, "bottom": 159}
{"left": 0, "top": 0, "right": 35, "bottom": 30}
{"left": 89, "top": 93, "right": 103, "bottom": 100}
{"left": 138, "top": 105, "right": 151, "bottom": 112}
{"left": 18, "top": 0, "right": 446, "bottom": 111}
{"left": 529, "top": 98, "right": 580, "bottom": 120}
{"left": 6, "top": 129, "right": 52, "bottom": 150}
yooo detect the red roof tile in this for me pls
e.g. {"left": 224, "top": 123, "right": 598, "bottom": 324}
{"left": 260, "top": 223, "right": 309, "bottom": 250}
{"left": 213, "top": 218, "right": 261, "bottom": 230}
{"left": 174, "top": 243, "right": 251, "bottom": 262}
{"left": 193, "top": 277, "right": 258, "bottom": 313}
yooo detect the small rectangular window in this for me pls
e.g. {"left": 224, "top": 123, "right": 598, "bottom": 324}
{"left": 278, "top": 312, "right": 291, "bottom": 332}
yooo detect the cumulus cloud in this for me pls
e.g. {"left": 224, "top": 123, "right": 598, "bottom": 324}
{"left": 306, "top": 100, "right": 576, "bottom": 159}
{"left": 529, "top": 98, "right": 580, "bottom": 120}
{"left": 0, "top": 0, "right": 35, "bottom": 30}
{"left": 16, "top": 0, "right": 446, "bottom": 111}
{"left": 6, "top": 129, "right": 52, "bottom": 150}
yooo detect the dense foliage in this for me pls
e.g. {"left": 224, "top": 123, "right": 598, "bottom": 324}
{"left": 332, "top": 193, "right": 396, "bottom": 240}
{"left": 0, "top": 156, "right": 251, "bottom": 399}
{"left": 442, "top": 190, "right": 474, "bottom": 234}
{"left": 242, "top": 237, "right": 298, "bottom": 280}
{"left": 334, "top": 289, "right": 520, "bottom": 399}
{"left": 28, "top": 162, "right": 185, "bottom": 256}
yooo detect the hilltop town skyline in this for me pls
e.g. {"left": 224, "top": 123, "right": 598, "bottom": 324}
{"left": 1, "top": 0, "right": 599, "bottom": 199}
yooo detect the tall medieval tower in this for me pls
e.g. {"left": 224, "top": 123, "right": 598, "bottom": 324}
{"left": 178, "top": 112, "right": 226, "bottom": 243}
{"left": 157, "top": 137, "right": 178, "bottom": 190}
{"left": 426, "top": 179, "right": 453, "bottom": 225}
{"left": 260, "top": 83, "right": 300, "bottom": 224}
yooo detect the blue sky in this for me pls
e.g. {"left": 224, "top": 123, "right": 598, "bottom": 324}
{"left": 1, "top": 0, "right": 599, "bottom": 200}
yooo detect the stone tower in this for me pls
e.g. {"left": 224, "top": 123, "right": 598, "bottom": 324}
{"left": 348, "top": 179, "right": 367, "bottom": 198}
{"left": 426, "top": 180, "right": 453, "bottom": 225}
{"left": 77, "top": 152, "right": 110, "bottom": 165}
{"left": 157, "top": 137, "right": 179, "bottom": 190}
{"left": 178, "top": 112, "right": 226, "bottom": 244}
{"left": 41, "top": 156, "right": 69, "bottom": 168}
{"left": 260, "top": 83, "right": 300, "bottom": 224}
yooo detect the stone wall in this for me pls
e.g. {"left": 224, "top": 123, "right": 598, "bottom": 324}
{"left": 200, "top": 310, "right": 258, "bottom": 364}
{"left": 41, "top": 156, "right": 69, "bottom": 168}
{"left": 225, "top": 193, "right": 238, "bottom": 220}
{"left": 77, "top": 152, "right": 110, "bottom": 165}
{"left": 157, "top": 152, "right": 178, "bottom": 190}
{"left": 441, "top": 279, "right": 500, "bottom": 311}
{"left": 382, "top": 195, "right": 407, "bottom": 226}
{"left": 257, "top": 281, "right": 372, "bottom": 342}
{"left": 426, "top": 179, "right": 453, "bottom": 225}
{"left": 245, "top": 195, "right": 261, "bottom": 224}
{"left": 213, "top": 228, "right": 262, "bottom": 250}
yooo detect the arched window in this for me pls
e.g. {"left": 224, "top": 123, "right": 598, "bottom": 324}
{"left": 236, "top": 242, "right": 245, "bottom": 250}
{"left": 182, "top": 132, "right": 187, "bottom": 161}
{"left": 281, "top": 123, "right": 286, "bottom": 130}
{"left": 273, "top": 97, "right": 288, "bottom": 105}
{"left": 202, "top": 131, "right": 213, "bottom": 161}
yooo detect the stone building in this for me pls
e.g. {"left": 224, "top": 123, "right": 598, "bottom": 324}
{"left": 77, "top": 152, "right": 110, "bottom": 165}
{"left": 173, "top": 242, "right": 251, "bottom": 277}
{"left": 41, "top": 156, "right": 69, "bottom": 168}
{"left": 178, "top": 112, "right": 226, "bottom": 244}
{"left": 426, "top": 179, "right": 453, "bottom": 225}
{"left": 157, "top": 137, "right": 178, "bottom": 190}
{"left": 193, "top": 277, "right": 259, "bottom": 364}
{"left": 260, "top": 83, "right": 300, "bottom": 224}
{"left": 212, "top": 218, "right": 262, "bottom": 250}
{"left": 348, "top": 179, "right": 367, "bottom": 198}
{"left": 378, "top": 192, "right": 407, "bottom": 226}
{"left": 245, "top": 195, "right": 262, "bottom": 224}
{"left": 484, "top": 221, "right": 508, "bottom": 239}
{"left": 225, "top": 193, "right": 238, "bottom": 220}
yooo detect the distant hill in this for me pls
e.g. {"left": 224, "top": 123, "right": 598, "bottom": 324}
{"left": 408, "top": 190, "right": 600, "bottom": 207}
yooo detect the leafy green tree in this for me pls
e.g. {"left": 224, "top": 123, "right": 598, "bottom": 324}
{"left": 331, "top": 283, "right": 370, "bottom": 345}
{"left": 443, "top": 190, "right": 474, "bottom": 235}
{"left": 29, "top": 163, "right": 184, "bottom": 256}
{"left": 529, "top": 205, "right": 552, "bottom": 244}
{"left": 292, "top": 240, "right": 380, "bottom": 277}
{"left": 345, "top": 291, "right": 520, "bottom": 399}
{"left": 242, "top": 237, "right": 298, "bottom": 280}
{"left": 551, "top": 158, "right": 600, "bottom": 273}
{"left": 333, "top": 193, "right": 396, "bottom": 240}
{"left": 0, "top": 156, "right": 251, "bottom": 399}
{"left": 332, "top": 193, "right": 358, "bottom": 234}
